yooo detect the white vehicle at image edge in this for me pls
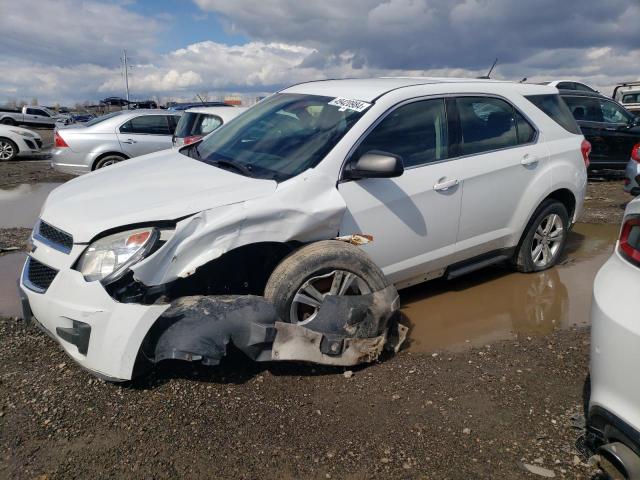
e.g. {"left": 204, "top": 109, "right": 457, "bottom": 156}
{"left": 588, "top": 197, "right": 640, "bottom": 479}
{"left": 624, "top": 143, "right": 640, "bottom": 196}
{"left": 51, "top": 109, "right": 182, "bottom": 175}
{"left": 18, "top": 78, "right": 589, "bottom": 381}
{"left": 172, "top": 106, "right": 247, "bottom": 147}
{"left": 0, "top": 124, "right": 43, "bottom": 161}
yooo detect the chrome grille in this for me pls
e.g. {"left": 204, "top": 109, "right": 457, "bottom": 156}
{"left": 36, "top": 220, "right": 73, "bottom": 253}
{"left": 24, "top": 257, "right": 58, "bottom": 293}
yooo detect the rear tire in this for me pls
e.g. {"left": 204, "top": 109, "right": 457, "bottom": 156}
{"left": 513, "top": 199, "right": 569, "bottom": 273}
{"left": 264, "top": 240, "right": 389, "bottom": 324}
{"left": 94, "top": 154, "right": 125, "bottom": 170}
{"left": 0, "top": 118, "right": 17, "bottom": 126}
{"left": 0, "top": 138, "right": 18, "bottom": 161}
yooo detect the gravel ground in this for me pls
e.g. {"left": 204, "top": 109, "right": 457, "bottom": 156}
{"left": 0, "top": 162, "right": 633, "bottom": 479}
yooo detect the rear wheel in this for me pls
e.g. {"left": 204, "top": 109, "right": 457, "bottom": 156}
{"left": 513, "top": 199, "right": 569, "bottom": 273}
{"left": 0, "top": 138, "right": 18, "bottom": 161}
{"left": 264, "top": 240, "right": 389, "bottom": 324}
{"left": 94, "top": 154, "right": 125, "bottom": 169}
{"left": 0, "top": 118, "right": 17, "bottom": 126}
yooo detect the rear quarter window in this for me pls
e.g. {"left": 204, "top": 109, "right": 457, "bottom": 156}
{"left": 525, "top": 94, "right": 581, "bottom": 135}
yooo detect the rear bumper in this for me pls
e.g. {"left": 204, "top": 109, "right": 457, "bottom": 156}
{"left": 50, "top": 148, "right": 91, "bottom": 175}
{"left": 590, "top": 251, "right": 640, "bottom": 444}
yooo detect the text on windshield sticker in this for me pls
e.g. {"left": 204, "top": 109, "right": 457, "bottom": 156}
{"left": 328, "top": 97, "right": 371, "bottom": 112}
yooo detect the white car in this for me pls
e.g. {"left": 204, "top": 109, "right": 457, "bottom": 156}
{"left": 18, "top": 78, "right": 588, "bottom": 381}
{"left": 0, "top": 124, "right": 43, "bottom": 161}
{"left": 588, "top": 197, "right": 640, "bottom": 479}
{"left": 172, "top": 106, "right": 247, "bottom": 147}
{"left": 543, "top": 80, "right": 599, "bottom": 93}
{"left": 624, "top": 143, "right": 640, "bottom": 196}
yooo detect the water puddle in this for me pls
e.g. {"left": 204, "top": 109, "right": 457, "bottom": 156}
{"left": 401, "top": 223, "right": 618, "bottom": 352}
{"left": 0, "top": 252, "right": 26, "bottom": 318}
{"left": 0, "top": 183, "right": 61, "bottom": 228}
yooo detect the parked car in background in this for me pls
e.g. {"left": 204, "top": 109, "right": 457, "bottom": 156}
{"left": 613, "top": 81, "right": 640, "bottom": 117}
{"left": 558, "top": 89, "right": 640, "bottom": 169}
{"left": 167, "top": 101, "right": 232, "bottom": 111}
{"left": 0, "top": 124, "right": 43, "bottom": 161}
{"left": 19, "top": 78, "right": 588, "bottom": 381}
{"left": 51, "top": 110, "right": 182, "bottom": 174}
{"left": 172, "top": 106, "right": 247, "bottom": 147}
{"left": 543, "top": 80, "right": 599, "bottom": 93}
{"left": 0, "top": 105, "right": 70, "bottom": 127}
{"left": 624, "top": 144, "right": 640, "bottom": 196}
{"left": 587, "top": 196, "right": 640, "bottom": 479}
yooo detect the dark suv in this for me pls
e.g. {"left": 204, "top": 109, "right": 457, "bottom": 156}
{"left": 559, "top": 89, "right": 640, "bottom": 169}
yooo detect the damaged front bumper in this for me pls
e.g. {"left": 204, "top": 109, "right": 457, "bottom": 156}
{"left": 20, "top": 260, "right": 403, "bottom": 380}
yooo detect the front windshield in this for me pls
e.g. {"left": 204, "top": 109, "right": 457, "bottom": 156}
{"left": 191, "top": 93, "right": 369, "bottom": 181}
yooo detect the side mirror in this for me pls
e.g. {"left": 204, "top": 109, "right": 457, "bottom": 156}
{"left": 345, "top": 151, "right": 404, "bottom": 180}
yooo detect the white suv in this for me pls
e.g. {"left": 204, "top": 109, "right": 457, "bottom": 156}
{"left": 18, "top": 78, "right": 588, "bottom": 381}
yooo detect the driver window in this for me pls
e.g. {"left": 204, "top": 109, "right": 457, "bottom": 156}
{"left": 354, "top": 99, "right": 448, "bottom": 168}
{"left": 600, "top": 100, "right": 630, "bottom": 124}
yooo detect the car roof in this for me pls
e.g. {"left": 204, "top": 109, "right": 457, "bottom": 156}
{"left": 283, "top": 77, "right": 554, "bottom": 102}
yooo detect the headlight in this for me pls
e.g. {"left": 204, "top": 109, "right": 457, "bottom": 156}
{"left": 76, "top": 227, "right": 158, "bottom": 283}
{"left": 10, "top": 129, "right": 36, "bottom": 138}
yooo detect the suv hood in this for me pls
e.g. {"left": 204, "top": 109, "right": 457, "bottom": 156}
{"left": 40, "top": 150, "right": 277, "bottom": 242}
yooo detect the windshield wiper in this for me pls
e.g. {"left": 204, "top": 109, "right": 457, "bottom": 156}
{"left": 210, "top": 158, "right": 254, "bottom": 177}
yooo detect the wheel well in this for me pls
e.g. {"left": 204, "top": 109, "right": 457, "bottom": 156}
{"left": 92, "top": 151, "right": 128, "bottom": 170}
{"left": 545, "top": 188, "right": 576, "bottom": 221}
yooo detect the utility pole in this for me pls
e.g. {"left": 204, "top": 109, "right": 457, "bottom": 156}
{"left": 122, "top": 49, "right": 130, "bottom": 109}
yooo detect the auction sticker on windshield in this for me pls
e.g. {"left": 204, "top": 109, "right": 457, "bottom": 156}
{"left": 328, "top": 97, "right": 372, "bottom": 112}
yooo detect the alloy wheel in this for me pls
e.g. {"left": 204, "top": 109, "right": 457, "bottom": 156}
{"left": 289, "top": 270, "right": 371, "bottom": 325}
{"left": 0, "top": 141, "right": 14, "bottom": 160}
{"left": 531, "top": 213, "right": 564, "bottom": 268}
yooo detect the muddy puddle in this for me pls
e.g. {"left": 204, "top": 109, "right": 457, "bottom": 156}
{"left": 0, "top": 252, "right": 26, "bottom": 318}
{"left": 0, "top": 183, "right": 61, "bottom": 228}
{"left": 401, "top": 223, "right": 618, "bottom": 352}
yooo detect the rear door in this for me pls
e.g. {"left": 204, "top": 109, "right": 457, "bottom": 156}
{"left": 338, "top": 98, "right": 463, "bottom": 286}
{"left": 450, "top": 95, "right": 550, "bottom": 257}
{"left": 597, "top": 98, "right": 638, "bottom": 163}
{"left": 117, "top": 115, "right": 175, "bottom": 157}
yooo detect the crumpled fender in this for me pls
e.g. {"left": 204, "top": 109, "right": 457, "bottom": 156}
{"left": 131, "top": 172, "right": 346, "bottom": 286}
{"left": 146, "top": 285, "right": 403, "bottom": 368}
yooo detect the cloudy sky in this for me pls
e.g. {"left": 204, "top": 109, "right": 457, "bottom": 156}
{"left": 1, "top": 0, "right": 639, "bottom": 105}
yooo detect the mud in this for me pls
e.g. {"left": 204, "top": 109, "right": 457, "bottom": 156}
{"left": 401, "top": 223, "right": 617, "bottom": 352}
{"left": 0, "top": 252, "right": 25, "bottom": 318}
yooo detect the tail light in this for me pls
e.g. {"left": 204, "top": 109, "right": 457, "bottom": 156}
{"left": 618, "top": 215, "right": 640, "bottom": 267}
{"left": 631, "top": 143, "right": 640, "bottom": 163}
{"left": 183, "top": 135, "right": 202, "bottom": 145}
{"left": 54, "top": 130, "right": 68, "bottom": 148}
{"left": 581, "top": 139, "right": 591, "bottom": 168}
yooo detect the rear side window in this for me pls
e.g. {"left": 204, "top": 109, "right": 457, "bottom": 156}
{"left": 456, "top": 97, "right": 519, "bottom": 156}
{"left": 515, "top": 111, "right": 536, "bottom": 143}
{"left": 562, "top": 96, "right": 603, "bottom": 122}
{"left": 120, "top": 115, "right": 172, "bottom": 135}
{"left": 26, "top": 108, "right": 49, "bottom": 117}
{"left": 622, "top": 94, "right": 640, "bottom": 104}
{"left": 175, "top": 113, "right": 223, "bottom": 138}
{"left": 526, "top": 94, "right": 581, "bottom": 135}
{"left": 354, "top": 98, "right": 448, "bottom": 168}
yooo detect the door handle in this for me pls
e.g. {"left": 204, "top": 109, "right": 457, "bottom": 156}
{"left": 521, "top": 153, "right": 539, "bottom": 166}
{"left": 122, "top": 138, "right": 137, "bottom": 144}
{"left": 433, "top": 178, "right": 459, "bottom": 191}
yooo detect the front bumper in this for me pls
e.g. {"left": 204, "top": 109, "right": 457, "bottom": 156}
{"left": 15, "top": 136, "right": 42, "bottom": 156}
{"left": 19, "top": 246, "right": 169, "bottom": 380}
{"left": 590, "top": 250, "right": 640, "bottom": 442}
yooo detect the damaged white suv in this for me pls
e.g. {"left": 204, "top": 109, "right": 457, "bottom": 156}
{"left": 19, "top": 78, "right": 588, "bottom": 381}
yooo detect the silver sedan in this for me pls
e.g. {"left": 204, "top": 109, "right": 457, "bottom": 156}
{"left": 51, "top": 110, "right": 182, "bottom": 175}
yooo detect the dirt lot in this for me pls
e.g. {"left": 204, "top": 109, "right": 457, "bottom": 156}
{"left": 0, "top": 161, "right": 632, "bottom": 479}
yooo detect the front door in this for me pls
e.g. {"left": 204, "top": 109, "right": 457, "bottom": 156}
{"left": 338, "top": 98, "right": 462, "bottom": 287}
{"left": 117, "top": 115, "right": 175, "bottom": 157}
